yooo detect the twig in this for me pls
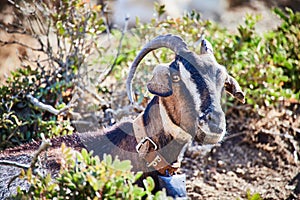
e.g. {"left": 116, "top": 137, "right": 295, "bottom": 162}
{"left": 152, "top": 51, "right": 161, "bottom": 64}
{"left": 224, "top": 132, "right": 246, "bottom": 140}
{"left": 26, "top": 94, "right": 59, "bottom": 115}
{"left": 255, "top": 128, "right": 299, "bottom": 164}
{"left": 98, "top": 15, "right": 129, "bottom": 83}
{"left": 26, "top": 94, "right": 75, "bottom": 115}
{"left": 30, "top": 136, "right": 51, "bottom": 169}
{"left": 0, "top": 161, "right": 29, "bottom": 170}
{"left": 99, "top": 0, "right": 111, "bottom": 37}
{"left": 8, "top": 0, "right": 35, "bottom": 15}
{"left": 0, "top": 22, "right": 26, "bottom": 34}
{"left": 71, "top": 120, "right": 94, "bottom": 126}
{"left": 0, "top": 39, "right": 43, "bottom": 51}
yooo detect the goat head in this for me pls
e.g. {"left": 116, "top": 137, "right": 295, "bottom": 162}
{"left": 126, "top": 34, "right": 245, "bottom": 145}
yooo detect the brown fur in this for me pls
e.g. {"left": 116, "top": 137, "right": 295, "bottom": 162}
{"left": 78, "top": 96, "right": 187, "bottom": 192}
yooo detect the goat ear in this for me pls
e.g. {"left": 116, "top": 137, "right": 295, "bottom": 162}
{"left": 147, "top": 65, "right": 173, "bottom": 97}
{"left": 225, "top": 75, "right": 245, "bottom": 103}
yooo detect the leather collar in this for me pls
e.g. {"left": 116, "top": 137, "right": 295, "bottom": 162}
{"left": 133, "top": 113, "right": 181, "bottom": 176}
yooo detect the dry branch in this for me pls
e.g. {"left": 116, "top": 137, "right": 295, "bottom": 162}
{"left": 0, "top": 161, "right": 29, "bottom": 170}
{"left": 98, "top": 15, "right": 129, "bottom": 83}
{"left": 26, "top": 94, "right": 75, "bottom": 116}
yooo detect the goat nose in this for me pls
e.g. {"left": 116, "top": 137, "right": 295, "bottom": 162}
{"left": 207, "top": 113, "right": 217, "bottom": 123}
{"left": 207, "top": 111, "right": 225, "bottom": 134}
{"left": 207, "top": 110, "right": 223, "bottom": 122}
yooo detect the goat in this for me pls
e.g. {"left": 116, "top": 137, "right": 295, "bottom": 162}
{"left": 78, "top": 34, "right": 245, "bottom": 195}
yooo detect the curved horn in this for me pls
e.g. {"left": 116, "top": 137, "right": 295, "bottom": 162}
{"left": 126, "top": 34, "right": 189, "bottom": 102}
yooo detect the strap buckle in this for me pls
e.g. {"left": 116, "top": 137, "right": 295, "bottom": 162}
{"left": 136, "top": 136, "right": 157, "bottom": 153}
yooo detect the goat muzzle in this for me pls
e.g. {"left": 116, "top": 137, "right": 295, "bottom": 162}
{"left": 196, "top": 110, "right": 226, "bottom": 144}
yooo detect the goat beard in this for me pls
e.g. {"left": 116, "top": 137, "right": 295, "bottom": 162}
{"left": 194, "top": 128, "right": 206, "bottom": 145}
{"left": 194, "top": 128, "right": 224, "bottom": 145}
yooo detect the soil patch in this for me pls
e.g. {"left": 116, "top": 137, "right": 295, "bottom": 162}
{"left": 182, "top": 103, "right": 300, "bottom": 199}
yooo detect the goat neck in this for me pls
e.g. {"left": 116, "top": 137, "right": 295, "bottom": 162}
{"left": 133, "top": 96, "right": 191, "bottom": 173}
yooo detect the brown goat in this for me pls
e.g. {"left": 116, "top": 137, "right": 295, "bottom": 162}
{"left": 78, "top": 34, "right": 245, "bottom": 195}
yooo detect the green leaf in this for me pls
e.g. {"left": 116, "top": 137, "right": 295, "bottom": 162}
{"left": 56, "top": 21, "right": 65, "bottom": 35}
{"left": 87, "top": 174, "right": 99, "bottom": 191}
{"left": 154, "top": 2, "right": 166, "bottom": 18}
{"left": 273, "top": 7, "right": 288, "bottom": 22}
{"left": 135, "top": 171, "right": 143, "bottom": 181}
{"left": 103, "top": 154, "right": 112, "bottom": 167}
{"left": 132, "top": 186, "right": 145, "bottom": 197}
{"left": 143, "top": 177, "right": 155, "bottom": 192}
{"left": 112, "top": 159, "right": 132, "bottom": 172}
{"left": 247, "top": 190, "right": 262, "bottom": 200}
{"left": 115, "top": 54, "right": 126, "bottom": 65}
{"left": 80, "top": 148, "right": 90, "bottom": 163}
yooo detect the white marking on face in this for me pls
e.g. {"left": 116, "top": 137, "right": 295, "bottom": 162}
{"left": 159, "top": 99, "right": 192, "bottom": 143}
{"left": 178, "top": 61, "right": 226, "bottom": 144}
{"left": 178, "top": 62, "right": 202, "bottom": 113}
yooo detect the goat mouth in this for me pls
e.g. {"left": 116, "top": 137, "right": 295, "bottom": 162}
{"left": 196, "top": 126, "right": 226, "bottom": 145}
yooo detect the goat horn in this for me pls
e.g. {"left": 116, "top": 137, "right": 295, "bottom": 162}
{"left": 200, "top": 37, "right": 214, "bottom": 55}
{"left": 126, "top": 34, "right": 189, "bottom": 102}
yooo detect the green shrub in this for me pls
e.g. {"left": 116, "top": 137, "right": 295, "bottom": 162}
{"left": 265, "top": 8, "right": 300, "bottom": 98}
{"left": 211, "top": 14, "right": 294, "bottom": 106}
{"left": 0, "top": 0, "right": 107, "bottom": 149}
{"left": 0, "top": 65, "right": 74, "bottom": 149}
{"left": 215, "top": 8, "right": 300, "bottom": 106}
{"left": 13, "top": 144, "right": 171, "bottom": 199}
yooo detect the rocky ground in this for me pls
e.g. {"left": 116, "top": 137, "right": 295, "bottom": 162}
{"left": 0, "top": 103, "right": 299, "bottom": 199}
{"left": 182, "top": 103, "right": 300, "bottom": 199}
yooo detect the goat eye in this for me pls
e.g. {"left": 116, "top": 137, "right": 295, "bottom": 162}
{"left": 172, "top": 74, "right": 181, "bottom": 82}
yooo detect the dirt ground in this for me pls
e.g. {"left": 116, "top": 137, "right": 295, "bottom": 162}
{"left": 0, "top": 103, "right": 299, "bottom": 199}
{"left": 183, "top": 103, "right": 300, "bottom": 200}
